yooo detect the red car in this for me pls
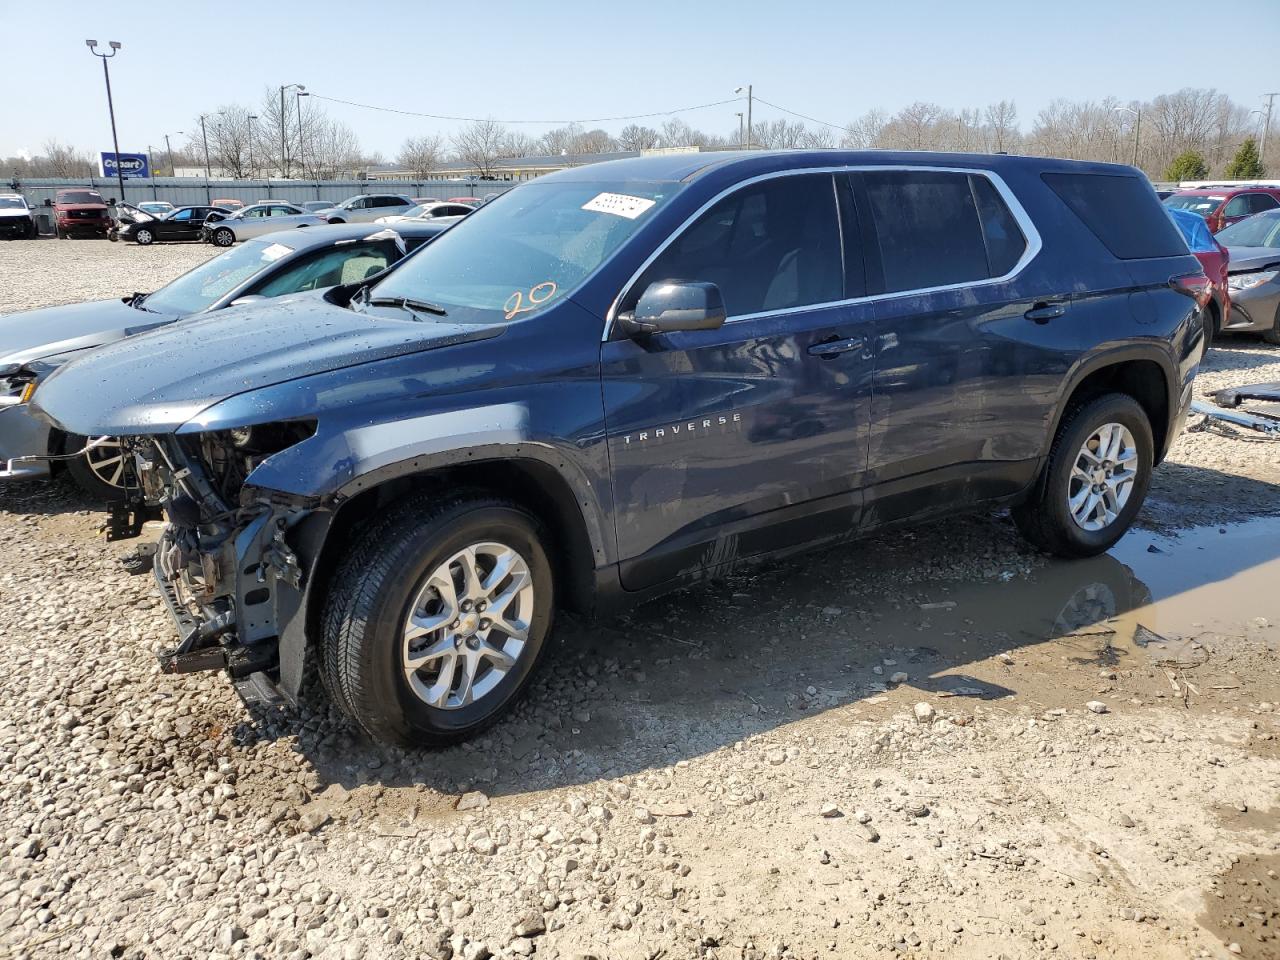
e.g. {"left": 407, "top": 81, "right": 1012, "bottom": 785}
{"left": 1164, "top": 186, "right": 1280, "bottom": 233}
{"left": 1166, "top": 206, "right": 1230, "bottom": 346}
{"left": 52, "top": 188, "right": 112, "bottom": 239}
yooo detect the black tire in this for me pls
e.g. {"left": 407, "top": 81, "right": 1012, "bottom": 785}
{"left": 321, "top": 493, "right": 555, "bottom": 747}
{"left": 63, "top": 434, "right": 132, "bottom": 502}
{"left": 327, "top": 217, "right": 344, "bottom": 225}
{"left": 212, "top": 227, "right": 235, "bottom": 247}
{"left": 27, "top": 222, "right": 39, "bottom": 240}
{"left": 134, "top": 227, "right": 154, "bottom": 246}
{"left": 57, "top": 227, "right": 67, "bottom": 240}
{"left": 1264, "top": 304, "right": 1280, "bottom": 346}
{"left": 1202, "top": 301, "right": 1219, "bottom": 351}
{"left": 1012, "top": 393, "right": 1154, "bottom": 558}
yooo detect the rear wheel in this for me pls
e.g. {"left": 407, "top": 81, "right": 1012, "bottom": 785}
{"left": 64, "top": 434, "right": 132, "bottom": 502}
{"left": 1013, "top": 393, "right": 1154, "bottom": 558}
{"left": 212, "top": 227, "right": 234, "bottom": 247}
{"left": 321, "top": 494, "right": 554, "bottom": 747}
{"left": 1202, "top": 300, "right": 1219, "bottom": 351}
{"left": 327, "top": 217, "right": 344, "bottom": 224}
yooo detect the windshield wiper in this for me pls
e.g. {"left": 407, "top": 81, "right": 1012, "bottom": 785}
{"left": 367, "top": 295, "right": 448, "bottom": 318}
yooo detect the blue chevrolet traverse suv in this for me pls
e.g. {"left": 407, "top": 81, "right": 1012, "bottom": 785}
{"left": 31, "top": 150, "right": 1207, "bottom": 747}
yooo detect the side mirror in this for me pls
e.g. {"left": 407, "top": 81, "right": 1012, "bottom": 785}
{"left": 618, "top": 281, "right": 726, "bottom": 336}
{"left": 107, "top": 198, "right": 116, "bottom": 206}
{"left": 229, "top": 295, "right": 267, "bottom": 308}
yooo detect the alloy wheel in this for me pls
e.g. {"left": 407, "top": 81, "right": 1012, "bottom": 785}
{"left": 82, "top": 437, "right": 129, "bottom": 489}
{"left": 1067, "top": 422, "right": 1139, "bottom": 531}
{"left": 402, "top": 541, "right": 534, "bottom": 710}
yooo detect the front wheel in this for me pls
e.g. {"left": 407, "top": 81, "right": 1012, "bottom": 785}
{"left": 1013, "top": 393, "right": 1154, "bottom": 558}
{"left": 321, "top": 494, "right": 554, "bottom": 747}
{"left": 212, "top": 227, "right": 235, "bottom": 247}
{"left": 1264, "top": 304, "right": 1280, "bottom": 346}
{"left": 327, "top": 217, "right": 344, "bottom": 225}
{"left": 64, "top": 434, "right": 132, "bottom": 502}
{"left": 134, "top": 227, "right": 154, "bottom": 245}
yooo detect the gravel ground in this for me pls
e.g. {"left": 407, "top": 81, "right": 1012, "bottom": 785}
{"left": 1, "top": 242, "right": 1279, "bottom": 960}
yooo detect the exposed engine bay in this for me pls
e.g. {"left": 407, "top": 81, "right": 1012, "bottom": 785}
{"left": 114, "top": 422, "right": 319, "bottom": 703}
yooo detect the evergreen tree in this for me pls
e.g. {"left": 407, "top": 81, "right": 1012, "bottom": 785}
{"left": 1164, "top": 150, "right": 1208, "bottom": 182}
{"left": 1225, "top": 138, "right": 1265, "bottom": 180}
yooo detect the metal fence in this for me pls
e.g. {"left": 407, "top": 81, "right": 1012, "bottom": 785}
{"left": 11, "top": 177, "right": 516, "bottom": 233}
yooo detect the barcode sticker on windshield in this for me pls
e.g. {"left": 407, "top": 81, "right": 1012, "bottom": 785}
{"left": 582, "top": 192, "right": 655, "bottom": 220}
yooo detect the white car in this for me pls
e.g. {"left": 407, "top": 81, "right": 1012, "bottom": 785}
{"left": 318, "top": 194, "right": 415, "bottom": 224}
{"left": 373, "top": 201, "right": 475, "bottom": 225}
{"left": 0, "top": 194, "right": 37, "bottom": 239}
{"left": 202, "top": 203, "right": 327, "bottom": 246}
{"left": 137, "top": 201, "right": 175, "bottom": 217}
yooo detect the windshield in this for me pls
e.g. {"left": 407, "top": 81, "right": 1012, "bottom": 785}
{"left": 0, "top": 197, "right": 26, "bottom": 210}
{"left": 401, "top": 204, "right": 428, "bottom": 218}
{"left": 58, "top": 191, "right": 105, "bottom": 205}
{"left": 143, "top": 238, "right": 295, "bottom": 315}
{"left": 1164, "top": 195, "right": 1223, "bottom": 214}
{"left": 1216, "top": 211, "right": 1280, "bottom": 249}
{"left": 368, "top": 180, "right": 681, "bottom": 323}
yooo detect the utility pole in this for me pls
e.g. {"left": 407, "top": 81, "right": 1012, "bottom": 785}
{"left": 1132, "top": 106, "right": 1141, "bottom": 167}
{"left": 1262, "top": 93, "right": 1278, "bottom": 172}
{"left": 199, "top": 114, "right": 211, "bottom": 178}
{"left": 164, "top": 133, "right": 175, "bottom": 177}
{"left": 86, "top": 40, "right": 126, "bottom": 203}
{"left": 248, "top": 116, "right": 258, "bottom": 179}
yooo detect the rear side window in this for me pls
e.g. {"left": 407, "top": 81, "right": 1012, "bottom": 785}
{"left": 1247, "top": 194, "right": 1279, "bottom": 214}
{"left": 863, "top": 171, "right": 1021, "bottom": 293}
{"left": 1042, "top": 172, "right": 1186, "bottom": 259}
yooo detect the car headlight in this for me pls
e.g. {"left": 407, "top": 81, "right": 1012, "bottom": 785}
{"left": 1228, "top": 270, "right": 1278, "bottom": 292}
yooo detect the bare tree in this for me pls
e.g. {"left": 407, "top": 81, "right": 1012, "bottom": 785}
{"left": 801, "top": 126, "right": 837, "bottom": 149}
{"left": 398, "top": 134, "right": 445, "bottom": 177}
{"left": 841, "top": 110, "right": 887, "bottom": 149}
{"left": 452, "top": 119, "right": 512, "bottom": 177}
{"left": 983, "top": 100, "right": 1018, "bottom": 152}
{"left": 617, "top": 124, "right": 661, "bottom": 151}
{"left": 41, "top": 139, "right": 95, "bottom": 177}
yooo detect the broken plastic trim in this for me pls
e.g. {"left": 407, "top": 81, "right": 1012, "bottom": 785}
{"left": 1, "top": 434, "right": 116, "bottom": 477}
{"left": 1190, "top": 399, "right": 1280, "bottom": 436}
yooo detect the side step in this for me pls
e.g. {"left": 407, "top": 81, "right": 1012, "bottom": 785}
{"left": 233, "top": 671, "right": 287, "bottom": 707}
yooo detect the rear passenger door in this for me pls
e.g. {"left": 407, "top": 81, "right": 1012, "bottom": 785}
{"left": 853, "top": 169, "right": 1067, "bottom": 523}
{"left": 602, "top": 173, "right": 876, "bottom": 590}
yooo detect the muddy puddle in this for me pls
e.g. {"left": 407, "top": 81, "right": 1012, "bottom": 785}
{"left": 817, "top": 516, "right": 1280, "bottom": 684}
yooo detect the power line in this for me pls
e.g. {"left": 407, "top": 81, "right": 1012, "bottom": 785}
{"left": 306, "top": 93, "right": 746, "bottom": 126}
{"left": 751, "top": 96, "right": 846, "bottom": 131}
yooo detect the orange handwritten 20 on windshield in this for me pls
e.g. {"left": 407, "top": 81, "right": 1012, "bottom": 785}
{"left": 504, "top": 281, "right": 558, "bottom": 320}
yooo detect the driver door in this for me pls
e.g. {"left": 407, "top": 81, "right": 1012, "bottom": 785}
{"left": 601, "top": 173, "right": 875, "bottom": 591}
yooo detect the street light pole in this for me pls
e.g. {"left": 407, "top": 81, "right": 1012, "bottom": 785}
{"left": 248, "top": 115, "right": 258, "bottom": 179}
{"left": 278, "top": 83, "right": 305, "bottom": 177}
{"left": 86, "top": 40, "right": 126, "bottom": 203}
{"left": 296, "top": 90, "right": 309, "bottom": 178}
{"left": 735, "top": 85, "right": 753, "bottom": 149}
{"left": 736, "top": 112, "right": 744, "bottom": 150}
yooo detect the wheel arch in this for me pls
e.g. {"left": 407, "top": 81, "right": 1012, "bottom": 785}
{"left": 1045, "top": 348, "right": 1174, "bottom": 465}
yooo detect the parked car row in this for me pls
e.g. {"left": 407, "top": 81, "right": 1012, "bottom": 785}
{"left": 5, "top": 151, "right": 1208, "bottom": 748}
{"left": 0, "top": 219, "right": 459, "bottom": 499}
{"left": 1163, "top": 183, "right": 1280, "bottom": 344}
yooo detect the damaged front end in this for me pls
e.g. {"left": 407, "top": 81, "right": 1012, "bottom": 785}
{"left": 122, "top": 421, "right": 322, "bottom": 705}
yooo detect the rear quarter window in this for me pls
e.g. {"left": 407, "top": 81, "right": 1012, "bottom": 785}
{"left": 1042, "top": 172, "right": 1186, "bottom": 260}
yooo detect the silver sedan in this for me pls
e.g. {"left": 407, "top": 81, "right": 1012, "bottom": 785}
{"left": 202, "top": 202, "right": 326, "bottom": 246}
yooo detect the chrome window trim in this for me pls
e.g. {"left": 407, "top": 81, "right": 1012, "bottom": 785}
{"left": 603, "top": 164, "right": 1043, "bottom": 340}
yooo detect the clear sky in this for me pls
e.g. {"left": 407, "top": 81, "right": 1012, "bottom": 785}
{"left": 2, "top": 0, "right": 1278, "bottom": 161}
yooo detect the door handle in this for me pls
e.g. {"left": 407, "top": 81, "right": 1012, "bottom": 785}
{"left": 807, "top": 336, "right": 865, "bottom": 358}
{"left": 1025, "top": 302, "right": 1067, "bottom": 323}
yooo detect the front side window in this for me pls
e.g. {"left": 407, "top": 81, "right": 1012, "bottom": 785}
{"left": 242, "top": 206, "right": 268, "bottom": 219}
{"left": 370, "top": 179, "right": 682, "bottom": 324}
{"left": 624, "top": 174, "right": 843, "bottom": 318}
{"left": 255, "top": 242, "right": 394, "bottom": 296}
{"left": 171, "top": 209, "right": 192, "bottom": 222}
{"left": 863, "top": 171, "right": 990, "bottom": 292}
{"left": 1224, "top": 196, "right": 1251, "bottom": 218}
{"left": 142, "top": 239, "right": 297, "bottom": 314}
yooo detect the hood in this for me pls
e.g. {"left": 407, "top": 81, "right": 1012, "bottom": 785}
{"left": 55, "top": 202, "right": 109, "bottom": 212}
{"left": 1225, "top": 246, "right": 1280, "bottom": 273}
{"left": 31, "top": 297, "right": 505, "bottom": 436}
{"left": 0, "top": 297, "right": 177, "bottom": 369}
{"left": 0, "top": 207, "right": 31, "bottom": 219}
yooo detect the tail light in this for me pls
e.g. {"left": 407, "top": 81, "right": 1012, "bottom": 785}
{"left": 1171, "top": 273, "right": 1212, "bottom": 308}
